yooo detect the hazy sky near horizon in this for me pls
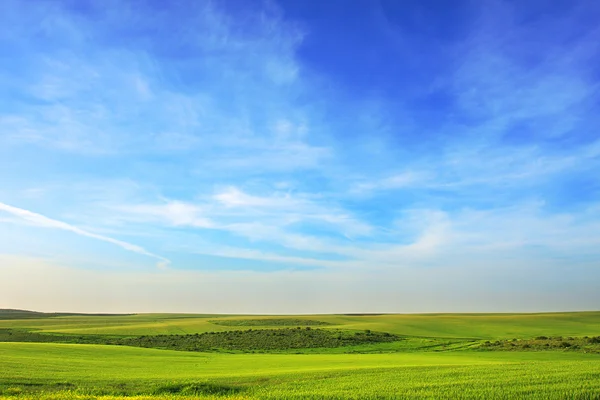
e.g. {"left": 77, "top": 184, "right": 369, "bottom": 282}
{"left": 1, "top": 0, "right": 600, "bottom": 313}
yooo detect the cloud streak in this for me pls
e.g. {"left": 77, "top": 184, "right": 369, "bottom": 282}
{"left": 0, "top": 202, "right": 169, "bottom": 267}
{"left": 1, "top": 0, "right": 599, "bottom": 311}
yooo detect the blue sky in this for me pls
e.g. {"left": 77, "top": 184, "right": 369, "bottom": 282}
{"left": 1, "top": 0, "right": 599, "bottom": 313}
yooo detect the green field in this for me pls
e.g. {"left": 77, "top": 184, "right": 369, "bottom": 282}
{"left": 2, "top": 311, "right": 599, "bottom": 338}
{"left": 1, "top": 311, "right": 600, "bottom": 399}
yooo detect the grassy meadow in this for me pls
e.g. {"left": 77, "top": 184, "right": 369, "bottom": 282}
{"left": 1, "top": 311, "right": 600, "bottom": 399}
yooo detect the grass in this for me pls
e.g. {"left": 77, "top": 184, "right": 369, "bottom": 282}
{"left": 2, "top": 311, "right": 600, "bottom": 398}
{"left": 208, "top": 318, "right": 332, "bottom": 326}
{"left": 6, "top": 325, "right": 598, "bottom": 354}
{"left": 0, "top": 327, "right": 459, "bottom": 354}
{"left": 1, "top": 343, "right": 600, "bottom": 399}
{"left": 2, "top": 311, "right": 600, "bottom": 338}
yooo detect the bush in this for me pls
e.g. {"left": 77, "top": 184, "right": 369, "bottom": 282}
{"left": 117, "top": 328, "right": 401, "bottom": 352}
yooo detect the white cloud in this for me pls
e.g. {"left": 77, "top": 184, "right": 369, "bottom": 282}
{"left": 351, "top": 171, "right": 428, "bottom": 193}
{"left": 0, "top": 0, "right": 323, "bottom": 168}
{"left": 212, "top": 187, "right": 373, "bottom": 236}
{"left": 107, "top": 187, "right": 373, "bottom": 257}
{"left": 0, "top": 202, "right": 169, "bottom": 266}
{"left": 187, "top": 245, "right": 347, "bottom": 269}
{"left": 118, "top": 201, "right": 213, "bottom": 228}
{"left": 1, "top": 0, "right": 599, "bottom": 314}
{"left": 214, "top": 187, "right": 286, "bottom": 208}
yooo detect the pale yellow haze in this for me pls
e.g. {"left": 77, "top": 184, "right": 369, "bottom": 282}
{"left": 1, "top": 255, "right": 598, "bottom": 314}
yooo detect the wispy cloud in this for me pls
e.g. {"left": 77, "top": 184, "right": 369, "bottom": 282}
{"left": 0, "top": 202, "right": 169, "bottom": 267}
{"left": 108, "top": 186, "right": 374, "bottom": 259}
{"left": 1, "top": 0, "right": 599, "bottom": 311}
{"left": 350, "top": 138, "right": 600, "bottom": 198}
{"left": 448, "top": 2, "right": 600, "bottom": 141}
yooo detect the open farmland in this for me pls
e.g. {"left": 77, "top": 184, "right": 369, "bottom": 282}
{"left": 3, "top": 0, "right": 600, "bottom": 398}
{"left": 2, "top": 311, "right": 600, "bottom": 338}
{"left": 1, "top": 311, "right": 600, "bottom": 399}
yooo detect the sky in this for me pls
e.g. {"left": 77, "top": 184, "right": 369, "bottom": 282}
{"left": 1, "top": 0, "right": 599, "bottom": 314}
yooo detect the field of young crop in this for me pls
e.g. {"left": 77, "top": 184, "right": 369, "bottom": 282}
{"left": 2, "top": 311, "right": 600, "bottom": 338}
{"left": 1, "top": 311, "right": 600, "bottom": 399}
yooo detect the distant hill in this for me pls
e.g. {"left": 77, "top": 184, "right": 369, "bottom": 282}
{"left": 0, "top": 309, "right": 48, "bottom": 319}
{"left": 0, "top": 309, "right": 132, "bottom": 319}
